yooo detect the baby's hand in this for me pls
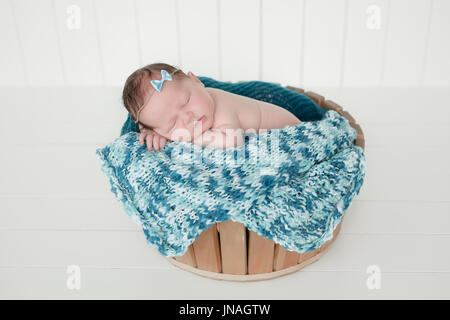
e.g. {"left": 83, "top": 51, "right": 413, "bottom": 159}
{"left": 139, "top": 128, "right": 170, "bottom": 151}
{"left": 193, "top": 127, "right": 244, "bottom": 149}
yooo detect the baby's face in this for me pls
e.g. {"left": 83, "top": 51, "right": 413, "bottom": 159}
{"left": 138, "top": 71, "right": 215, "bottom": 142}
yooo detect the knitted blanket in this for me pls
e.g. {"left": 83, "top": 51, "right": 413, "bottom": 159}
{"left": 96, "top": 110, "right": 366, "bottom": 257}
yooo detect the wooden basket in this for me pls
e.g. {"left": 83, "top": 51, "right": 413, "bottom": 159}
{"left": 166, "top": 86, "right": 365, "bottom": 282}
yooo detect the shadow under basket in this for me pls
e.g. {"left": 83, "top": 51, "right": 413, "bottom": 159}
{"left": 166, "top": 86, "right": 366, "bottom": 282}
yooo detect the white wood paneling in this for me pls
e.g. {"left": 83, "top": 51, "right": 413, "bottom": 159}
{"left": 344, "top": 201, "right": 450, "bottom": 235}
{"left": 136, "top": 0, "right": 179, "bottom": 68}
{"left": 423, "top": 0, "right": 450, "bottom": 86}
{"left": 0, "top": 229, "right": 171, "bottom": 269}
{"left": 2, "top": 196, "right": 450, "bottom": 236}
{"left": 12, "top": 0, "right": 65, "bottom": 86}
{"left": 1, "top": 230, "right": 450, "bottom": 272}
{"left": 178, "top": 0, "right": 220, "bottom": 79}
{"left": 303, "top": 0, "right": 347, "bottom": 87}
{"left": 220, "top": 0, "right": 260, "bottom": 81}
{"left": 0, "top": 197, "right": 134, "bottom": 230}
{"left": 343, "top": 0, "right": 388, "bottom": 86}
{"left": 261, "top": 0, "right": 304, "bottom": 87}
{"left": 382, "top": 0, "right": 431, "bottom": 86}
{"left": 0, "top": 87, "right": 124, "bottom": 145}
{"left": 0, "top": 0, "right": 27, "bottom": 86}
{"left": 0, "top": 145, "right": 106, "bottom": 197}
{"left": 93, "top": 0, "right": 140, "bottom": 86}
{"left": 1, "top": 0, "right": 450, "bottom": 87}
{"left": 1, "top": 267, "right": 449, "bottom": 299}
{"left": 53, "top": 0, "right": 104, "bottom": 86}
{"left": 358, "top": 146, "right": 450, "bottom": 202}
{"left": 308, "top": 87, "right": 450, "bottom": 125}
{"left": 363, "top": 123, "right": 450, "bottom": 148}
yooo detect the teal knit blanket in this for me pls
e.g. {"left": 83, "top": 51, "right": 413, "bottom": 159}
{"left": 96, "top": 109, "right": 366, "bottom": 257}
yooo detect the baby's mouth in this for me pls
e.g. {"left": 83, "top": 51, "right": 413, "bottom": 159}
{"left": 194, "top": 116, "right": 207, "bottom": 128}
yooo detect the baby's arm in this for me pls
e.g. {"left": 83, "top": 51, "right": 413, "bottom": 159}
{"left": 194, "top": 115, "right": 244, "bottom": 149}
{"left": 195, "top": 126, "right": 244, "bottom": 149}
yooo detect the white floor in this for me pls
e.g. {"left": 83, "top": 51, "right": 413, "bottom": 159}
{"left": 0, "top": 86, "right": 449, "bottom": 299}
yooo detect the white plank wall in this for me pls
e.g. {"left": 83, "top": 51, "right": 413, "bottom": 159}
{"left": 382, "top": 0, "right": 431, "bottom": 86}
{"left": 53, "top": 0, "right": 104, "bottom": 86}
{"left": 1, "top": 0, "right": 450, "bottom": 299}
{"left": 178, "top": 0, "right": 221, "bottom": 79}
{"left": 423, "top": 0, "right": 450, "bottom": 86}
{"left": 1, "top": 0, "right": 450, "bottom": 86}
{"left": 303, "top": 0, "right": 347, "bottom": 87}
{"left": 261, "top": 0, "right": 303, "bottom": 87}
{"left": 220, "top": 0, "right": 260, "bottom": 81}
{"left": 10, "top": 0, "right": 65, "bottom": 86}
{"left": 94, "top": 0, "right": 141, "bottom": 86}
{"left": 0, "top": 0, "right": 26, "bottom": 86}
{"left": 136, "top": 0, "right": 179, "bottom": 72}
{"left": 343, "top": 0, "right": 388, "bottom": 86}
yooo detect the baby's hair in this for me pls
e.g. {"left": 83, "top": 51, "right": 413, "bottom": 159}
{"left": 122, "top": 62, "right": 188, "bottom": 130}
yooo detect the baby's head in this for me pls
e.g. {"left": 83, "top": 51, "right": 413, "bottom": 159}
{"left": 122, "top": 62, "right": 215, "bottom": 142}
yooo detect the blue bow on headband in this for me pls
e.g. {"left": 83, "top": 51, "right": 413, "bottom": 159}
{"left": 151, "top": 69, "right": 173, "bottom": 92}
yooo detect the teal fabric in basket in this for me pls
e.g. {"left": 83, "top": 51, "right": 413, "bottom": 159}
{"left": 97, "top": 88, "right": 366, "bottom": 257}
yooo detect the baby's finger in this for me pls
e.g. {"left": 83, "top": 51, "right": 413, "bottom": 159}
{"left": 145, "top": 133, "right": 154, "bottom": 150}
{"left": 153, "top": 134, "right": 160, "bottom": 151}
{"left": 160, "top": 137, "right": 167, "bottom": 149}
{"left": 139, "top": 132, "right": 145, "bottom": 145}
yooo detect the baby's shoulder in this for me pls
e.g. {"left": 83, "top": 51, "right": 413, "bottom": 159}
{"left": 212, "top": 108, "right": 242, "bottom": 130}
{"left": 208, "top": 89, "right": 242, "bottom": 129}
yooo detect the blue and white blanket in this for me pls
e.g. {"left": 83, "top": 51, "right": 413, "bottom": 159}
{"left": 96, "top": 110, "right": 366, "bottom": 257}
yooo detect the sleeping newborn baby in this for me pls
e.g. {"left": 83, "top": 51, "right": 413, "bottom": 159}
{"left": 122, "top": 64, "right": 301, "bottom": 150}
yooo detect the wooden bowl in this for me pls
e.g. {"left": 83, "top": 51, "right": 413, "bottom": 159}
{"left": 166, "top": 86, "right": 365, "bottom": 282}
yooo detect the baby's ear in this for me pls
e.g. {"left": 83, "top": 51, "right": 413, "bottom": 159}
{"left": 188, "top": 71, "right": 204, "bottom": 87}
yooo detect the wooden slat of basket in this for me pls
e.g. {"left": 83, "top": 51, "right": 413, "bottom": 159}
{"left": 304, "top": 91, "right": 325, "bottom": 106}
{"left": 248, "top": 231, "right": 275, "bottom": 274}
{"left": 351, "top": 123, "right": 365, "bottom": 151}
{"left": 285, "top": 86, "right": 305, "bottom": 94}
{"left": 355, "top": 137, "right": 365, "bottom": 150}
{"left": 192, "top": 223, "right": 222, "bottom": 273}
{"left": 273, "top": 244, "right": 299, "bottom": 271}
{"left": 322, "top": 100, "right": 344, "bottom": 113}
{"left": 351, "top": 123, "right": 364, "bottom": 140}
{"left": 350, "top": 123, "right": 363, "bottom": 136}
{"left": 218, "top": 220, "right": 247, "bottom": 275}
{"left": 298, "top": 247, "right": 320, "bottom": 264}
{"left": 174, "top": 244, "right": 197, "bottom": 268}
{"left": 341, "top": 110, "right": 356, "bottom": 124}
